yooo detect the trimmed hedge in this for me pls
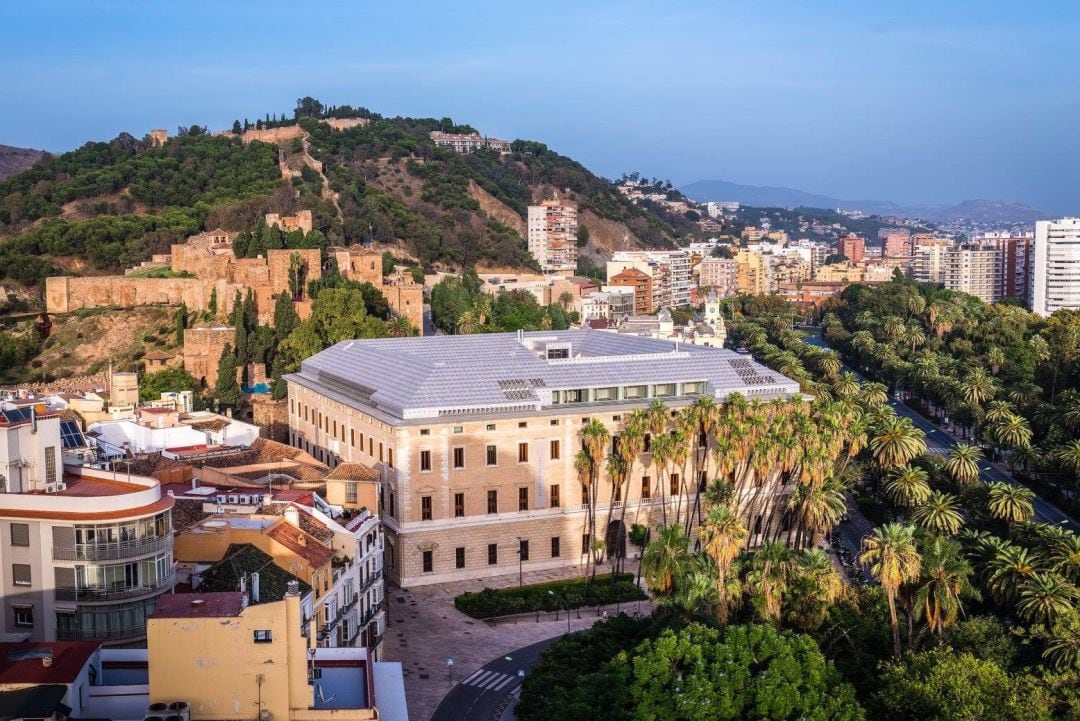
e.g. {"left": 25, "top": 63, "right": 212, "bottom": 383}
{"left": 454, "top": 573, "right": 646, "bottom": 619}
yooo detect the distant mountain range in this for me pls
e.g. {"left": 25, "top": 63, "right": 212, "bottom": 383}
{"left": 680, "top": 179, "right": 1046, "bottom": 225}
{"left": 0, "top": 144, "right": 47, "bottom": 180}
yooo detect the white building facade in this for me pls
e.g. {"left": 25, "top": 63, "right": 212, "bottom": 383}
{"left": 1031, "top": 218, "right": 1080, "bottom": 316}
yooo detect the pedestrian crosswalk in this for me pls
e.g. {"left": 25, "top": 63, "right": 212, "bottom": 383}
{"left": 460, "top": 668, "right": 517, "bottom": 692}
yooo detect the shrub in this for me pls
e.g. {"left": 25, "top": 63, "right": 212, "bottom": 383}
{"left": 454, "top": 574, "right": 645, "bottom": 619}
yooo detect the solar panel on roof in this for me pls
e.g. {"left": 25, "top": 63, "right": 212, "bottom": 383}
{"left": 1, "top": 407, "right": 33, "bottom": 423}
{"left": 60, "top": 420, "right": 86, "bottom": 449}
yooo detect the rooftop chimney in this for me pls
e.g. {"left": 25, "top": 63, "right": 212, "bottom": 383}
{"left": 286, "top": 580, "right": 300, "bottom": 597}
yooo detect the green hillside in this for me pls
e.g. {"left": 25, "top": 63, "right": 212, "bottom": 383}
{"left": 0, "top": 98, "right": 698, "bottom": 287}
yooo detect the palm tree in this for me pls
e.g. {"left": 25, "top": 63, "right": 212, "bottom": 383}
{"left": 958, "top": 366, "right": 997, "bottom": 408}
{"left": 884, "top": 465, "right": 932, "bottom": 508}
{"left": 833, "top": 371, "right": 860, "bottom": 399}
{"left": 746, "top": 541, "right": 793, "bottom": 625}
{"left": 860, "top": 382, "right": 889, "bottom": 409}
{"left": 784, "top": 548, "right": 844, "bottom": 631}
{"left": 1055, "top": 440, "right": 1080, "bottom": 478}
{"left": 989, "top": 413, "right": 1032, "bottom": 451}
{"left": 988, "top": 545, "right": 1041, "bottom": 604}
{"left": 861, "top": 523, "right": 922, "bottom": 657}
{"left": 698, "top": 505, "right": 748, "bottom": 626}
{"left": 986, "top": 347, "right": 1006, "bottom": 376}
{"left": 579, "top": 420, "right": 610, "bottom": 580}
{"left": 986, "top": 482, "right": 1035, "bottom": 524}
{"left": 792, "top": 477, "right": 847, "bottom": 548}
{"left": 1043, "top": 614, "right": 1080, "bottom": 671}
{"left": 1048, "top": 533, "right": 1080, "bottom": 584}
{"left": 818, "top": 351, "right": 843, "bottom": 381}
{"left": 915, "top": 536, "right": 977, "bottom": 637}
{"left": 686, "top": 396, "right": 719, "bottom": 532}
{"left": 944, "top": 443, "right": 983, "bottom": 486}
{"left": 869, "top": 416, "right": 927, "bottom": 469}
{"left": 984, "top": 400, "right": 1014, "bottom": 426}
{"left": 912, "top": 492, "right": 965, "bottom": 535}
{"left": 640, "top": 524, "right": 689, "bottom": 597}
{"left": 1017, "top": 573, "right": 1077, "bottom": 625}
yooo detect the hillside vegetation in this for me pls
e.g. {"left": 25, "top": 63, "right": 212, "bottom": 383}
{"left": 0, "top": 98, "right": 694, "bottom": 288}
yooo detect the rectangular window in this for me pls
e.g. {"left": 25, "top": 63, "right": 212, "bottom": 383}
{"left": 624, "top": 385, "right": 647, "bottom": 399}
{"left": 10, "top": 523, "right": 29, "bottom": 547}
{"left": 379, "top": 443, "right": 384, "bottom": 463}
{"left": 388, "top": 448, "right": 394, "bottom": 468}
{"left": 549, "top": 440, "right": 560, "bottom": 460}
{"left": 670, "top": 474, "right": 680, "bottom": 496}
{"left": 519, "top": 539, "right": 529, "bottom": 561}
{"left": 456, "top": 547, "right": 465, "bottom": 569}
{"left": 345, "top": 482, "right": 358, "bottom": 504}
{"left": 44, "top": 448, "right": 56, "bottom": 484}
{"left": 518, "top": 487, "right": 529, "bottom": 511}
{"left": 594, "top": 387, "right": 617, "bottom": 401}
{"left": 582, "top": 534, "right": 591, "bottom": 555}
{"left": 453, "top": 447, "right": 465, "bottom": 469}
{"left": 684, "top": 381, "right": 706, "bottom": 395}
{"left": 422, "top": 550, "right": 433, "bottom": 574}
{"left": 13, "top": 606, "right": 33, "bottom": 627}
{"left": 582, "top": 486, "right": 590, "bottom": 506}
{"left": 420, "top": 428, "right": 430, "bottom": 436}
{"left": 487, "top": 543, "right": 498, "bottom": 565}
{"left": 12, "top": 564, "right": 30, "bottom": 586}
{"left": 699, "top": 471, "right": 708, "bottom": 492}
{"left": 551, "top": 537, "right": 561, "bottom": 557}
{"left": 453, "top": 425, "right": 463, "bottom": 434}
{"left": 653, "top": 383, "right": 675, "bottom": 397}
{"left": 333, "top": 420, "right": 337, "bottom": 437}
{"left": 518, "top": 442, "right": 529, "bottom": 463}
{"left": 550, "top": 485, "right": 560, "bottom": 507}
{"left": 486, "top": 424, "right": 496, "bottom": 431}
{"left": 420, "top": 450, "right": 432, "bottom": 472}
{"left": 368, "top": 437, "right": 372, "bottom": 456}
{"left": 487, "top": 490, "right": 498, "bottom": 514}
{"left": 351, "top": 429, "right": 356, "bottom": 447}
{"left": 389, "top": 493, "right": 396, "bottom": 518}
{"left": 550, "top": 419, "right": 559, "bottom": 426}
{"left": 454, "top": 493, "right": 465, "bottom": 518}
{"left": 642, "top": 476, "right": 651, "bottom": 500}
{"left": 421, "top": 496, "right": 432, "bottom": 521}
{"left": 644, "top": 433, "right": 652, "bottom": 452}
{"left": 486, "top": 445, "right": 497, "bottom": 466}
{"left": 253, "top": 629, "right": 273, "bottom": 643}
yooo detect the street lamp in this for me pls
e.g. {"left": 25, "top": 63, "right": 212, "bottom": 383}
{"left": 548, "top": 590, "right": 571, "bottom": 635}
{"left": 446, "top": 658, "right": 454, "bottom": 687}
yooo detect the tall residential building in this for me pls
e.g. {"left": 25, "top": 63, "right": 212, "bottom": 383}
{"left": 974, "top": 233, "right": 1034, "bottom": 304}
{"left": 914, "top": 245, "right": 1003, "bottom": 303}
{"left": 1032, "top": 218, "right": 1080, "bottom": 316}
{"left": 734, "top": 250, "right": 766, "bottom": 295}
{"left": 608, "top": 250, "right": 692, "bottom": 308}
{"left": 880, "top": 229, "right": 911, "bottom": 258}
{"left": 837, "top": 234, "right": 865, "bottom": 265}
{"left": 285, "top": 332, "right": 800, "bottom": 587}
{"left": 696, "top": 258, "right": 739, "bottom": 297}
{"left": 527, "top": 200, "right": 578, "bottom": 274}
{"left": 0, "top": 407, "right": 175, "bottom": 644}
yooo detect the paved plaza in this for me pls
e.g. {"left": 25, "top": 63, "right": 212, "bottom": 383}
{"left": 382, "top": 562, "right": 652, "bottom": 721}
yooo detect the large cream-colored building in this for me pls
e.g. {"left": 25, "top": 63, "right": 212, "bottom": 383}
{"left": 285, "top": 331, "right": 799, "bottom": 587}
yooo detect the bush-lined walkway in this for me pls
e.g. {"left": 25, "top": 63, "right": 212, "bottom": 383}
{"left": 382, "top": 562, "right": 652, "bottom": 721}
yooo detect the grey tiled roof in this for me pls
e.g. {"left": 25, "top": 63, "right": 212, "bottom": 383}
{"left": 286, "top": 330, "right": 800, "bottom": 422}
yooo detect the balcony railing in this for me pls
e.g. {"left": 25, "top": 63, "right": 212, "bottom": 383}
{"left": 360, "top": 606, "right": 380, "bottom": 627}
{"left": 53, "top": 535, "right": 173, "bottom": 562}
{"left": 54, "top": 572, "right": 174, "bottom": 604}
{"left": 56, "top": 624, "right": 147, "bottom": 643}
{"left": 360, "top": 569, "right": 382, "bottom": 593}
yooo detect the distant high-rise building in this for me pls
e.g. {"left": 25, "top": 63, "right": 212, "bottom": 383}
{"left": 973, "top": 233, "right": 1033, "bottom": 304}
{"left": 608, "top": 250, "right": 692, "bottom": 308}
{"left": 527, "top": 200, "right": 578, "bottom": 274}
{"left": 914, "top": 244, "right": 1002, "bottom": 303}
{"left": 837, "top": 234, "right": 865, "bottom": 265}
{"left": 880, "top": 229, "right": 911, "bottom": 258}
{"left": 696, "top": 258, "right": 739, "bottom": 298}
{"left": 1031, "top": 218, "right": 1080, "bottom": 316}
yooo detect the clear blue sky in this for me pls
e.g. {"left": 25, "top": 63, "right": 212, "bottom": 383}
{"left": 2, "top": 0, "right": 1077, "bottom": 212}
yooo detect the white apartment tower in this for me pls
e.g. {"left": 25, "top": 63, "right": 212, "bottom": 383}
{"left": 527, "top": 200, "right": 578, "bottom": 274}
{"left": 1031, "top": 218, "right": 1080, "bottom": 316}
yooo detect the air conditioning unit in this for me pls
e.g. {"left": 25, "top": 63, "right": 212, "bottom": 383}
{"left": 55, "top": 482, "right": 67, "bottom": 492}
{"left": 259, "top": 711, "right": 272, "bottom": 721}
{"left": 167, "top": 701, "right": 190, "bottom": 721}
{"left": 144, "top": 702, "right": 168, "bottom": 721}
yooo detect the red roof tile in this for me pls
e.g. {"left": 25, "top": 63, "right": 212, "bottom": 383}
{"left": 266, "top": 521, "right": 333, "bottom": 569}
{"left": 149, "top": 592, "right": 247, "bottom": 619}
{"left": 0, "top": 641, "right": 100, "bottom": 685}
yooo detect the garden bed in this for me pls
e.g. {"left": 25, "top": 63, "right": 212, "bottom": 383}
{"left": 454, "top": 573, "right": 646, "bottom": 619}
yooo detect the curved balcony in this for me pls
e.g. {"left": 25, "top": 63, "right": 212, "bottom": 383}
{"left": 52, "top": 534, "right": 173, "bottom": 562}
{"left": 54, "top": 572, "right": 174, "bottom": 604}
{"left": 56, "top": 625, "right": 147, "bottom": 644}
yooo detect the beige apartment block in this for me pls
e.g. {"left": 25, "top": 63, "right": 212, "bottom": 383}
{"left": 285, "top": 331, "right": 800, "bottom": 587}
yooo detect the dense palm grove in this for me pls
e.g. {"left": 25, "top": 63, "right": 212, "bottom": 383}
{"left": 520, "top": 286, "right": 1080, "bottom": 720}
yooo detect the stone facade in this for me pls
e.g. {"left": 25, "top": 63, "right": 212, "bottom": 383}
{"left": 331, "top": 246, "right": 424, "bottom": 333}
{"left": 265, "top": 210, "right": 313, "bottom": 234}
{"left": 183, "top": 324, "right": 235, "bottom": 388}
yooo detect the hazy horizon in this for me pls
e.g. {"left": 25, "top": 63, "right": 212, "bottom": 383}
{"left": 2, "top": 1, "right": 1077, "bottom": 213}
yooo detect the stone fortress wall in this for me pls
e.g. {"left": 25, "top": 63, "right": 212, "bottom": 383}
{"left": 46, "top": 212, "right": 424, "bottom": 334}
